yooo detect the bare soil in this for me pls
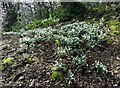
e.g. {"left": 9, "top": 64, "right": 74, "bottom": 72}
{"left": 0, "top": 34, "right": 120, "bottom": 88}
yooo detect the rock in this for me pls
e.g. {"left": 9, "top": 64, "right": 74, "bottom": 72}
{"left": 116, "top": 57, "right": 120, "bottom": 60}
{"left": 113, "top": 84, "right": 118, "bottom": 87}
{"left": 13, "top": 72, "right": 24, "bottom": 82}
{"left": 46, "top": 72, "right": 50, "bottom": 75}
{"left": 97, "top": 77, "right": 102, "bottom": 82}
{"left": 45, "top": 80, "right": 49, "bottom": 83}
{"left": 114, "top": 70, "right": 118, "bottom": 74}
{"left": 117, "top": 74, "right": 120, "bottom": 77}
{"left": 18, "top": 76, "right": 24, "bottom": 81}
{"left": 35, "top": 82, "right": 39, "bottom": 87}
{"left": 0, "top": 80, "right": 4, "bottom": 86}
{"left": 116, "top": 67, "right": 120, "bottom": 70}
{"left": 8, "top": 40, "right": 12, "bottom": 43}
{"left": 90, "top": 85, "right": 94, "bottom": 88}
{"left": 29, "top": 79, "right": 35, "bottom": 87}
{"left": 8, "top": 81, "right": 14, "bottom": 86}
{"left": 116, "top": 63, "right": 120, "bottom": 66}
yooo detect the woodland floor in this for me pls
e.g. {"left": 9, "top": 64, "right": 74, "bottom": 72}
{"left": 0, "top": 33, "right": 120, "bottom": 88}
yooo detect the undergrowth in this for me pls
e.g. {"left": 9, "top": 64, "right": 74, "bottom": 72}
{"left": 18, "top": 21, "right": 109, "bottom": 86}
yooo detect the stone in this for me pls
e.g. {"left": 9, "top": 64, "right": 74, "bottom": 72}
{"left": 114, "top": 70, "right": 118, "bottom": 74}
{"left": 18, "top": 76, "right": 24, "bottom": 81}
{"left": 116, "top": 57, "right": 120, "bottom": 60}
{"left": 29, "top": 79, "right": 35, "bottom": 87}
{"left": 113, "top": 84, "right": 118, "bottom": 87}
{"left": 116, "top": 67, "right": 120, "bottom": 70}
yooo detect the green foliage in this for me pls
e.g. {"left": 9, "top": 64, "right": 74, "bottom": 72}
{"left": 86, "top": 3, "right": 108, "bottom": 21}
{"left": 19, "top": 27, "right": 56, "bottom": 50}
{"left": 51, "top": 71, "right": 62, "bottom": 81}
{"left": 7, "top": 17, "right": 59, "bottom": 32}
{"left": 2, "top": 57, "right": 15, "bottom": 70}
{"left": 94, "top": 61, "right": 108, "bottom": 74}
{"left": 54, "top": 61, "right": 67, "bottom": 72}
{"left": 50, "top": 5, "right": 70, "bottom": 21}
{"left": 19, "top": 22, "right": 107, "bottom": 57}
{"left": 57, "top": 22, "right": 107, "bottom": 56}
{"left": 9, "top": 22, "right": 25, "bottom": 32}
{"left": 62, "top": 22, "right": 106, "bottom": 46}
{"left": 58, "top": 47, "right": 68, "bottom": 57}
{"left": 73, "top": 56, "right": 86, "bottom": 69}
{"left": 66, "top": 70, "right": 75, "bottom": 85}
{"left": 108, "top": 20, "right": 120, "bottom": 36}
{"left": 51, "top": 61, "right": 67, "bottom": 81}
{"left": 20, "top": 37, "right": 32, "bottom": 46}
{"left": 3, "top": 2, "right": 120, "bottom": 32}
{"left": 24, "top": 57, "right": 39, "bottom": 64}
{"left": 33, "top": 57, "right": 39, "bottom": 64}
{"left": 50, "top": 2, "right": 88, "bottom": 21}
{"left": 55, "top": 39, "right": 60, "bottom": 47}
{"left": 2, "top": 57, "right": 14, "bottom": 65}
{"left": 24, "top": 18, "right": 59, "bottom": 30}
{"left": 24, "top": 58, "right": 33, "bottom": 63}
{"left": 32, "top": 28, "right": 55, "bottom": 43}
{"left": 51, "top": 61, "right": 75, "bottom": 86}
{"left": 83, "top": 3, "right": 120, "bottom": 21}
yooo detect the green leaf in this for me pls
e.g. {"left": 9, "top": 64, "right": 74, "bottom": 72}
{"left": 52, "top": 67, "right": 58, "bottom": 71}
{"left": 51, "top": 71, "right": 62, "bottom": 81}
{"left": 2, "top": 57, "right": 14, "bottom": 65}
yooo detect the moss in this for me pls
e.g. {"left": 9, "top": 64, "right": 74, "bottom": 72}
{"left": 0, "top": 32, "right": 3, "bottom": 35}
{"left": 51, "top": 71, "right": 62, "bottom": 81}
{"left": 24, "top": 56, "right": 39, "bottom": 64}
{"left": 107, "top": 38, "right": 115, "bottom": 45}
{"left": 107, "top": 37, "right": 118, "bottom": 45}
{"left": 51, "top": 61, "right": 68, "bottom": 81}
{"left": 33, "top": 57, "right": 39, "bottom": 64}
{"left": 2, "top": 57, "right": 14, "bottom": 65}
{"left": 52, "top": 67, "right": 58, "bottom": 71}
{"left": 2, "top": 57, "right": 15, "bottom": 71}
{"left": 108, "top": 20, "right": 120, "bottom": 36}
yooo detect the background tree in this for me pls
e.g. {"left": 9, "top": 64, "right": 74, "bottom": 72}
{"left": 2, "top": 2, "right": 19, "bottom": 31}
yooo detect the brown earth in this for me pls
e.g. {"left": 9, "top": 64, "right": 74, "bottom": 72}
{"left": 0, "top": 33, "right": 120, "bottom": 88}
